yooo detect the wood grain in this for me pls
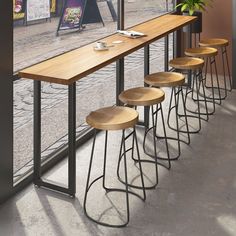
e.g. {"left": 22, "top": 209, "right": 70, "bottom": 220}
{"left": 86, "top": 106, "right": 138, "bottom": 130}
{"left": 199, "top": 38, "right": 229, "bottom": 48}
{"left": 19, "top": 14, "right": 196, "bottom": 85}
{"left": 145, "top": 72, "right": 185, "bottom": 87}
{"left": 185, "top": 47, "right": 218, "bottom": 58}
{"left": 119, "top": 87, "right": 165, "bottom": 106}
{"left": 169, "top": 57, "right": 204, "bottom": 70}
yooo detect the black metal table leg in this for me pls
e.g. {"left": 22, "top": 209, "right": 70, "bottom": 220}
{"left": 34, "top": 80, "right": 41, "bottom": 186}
{"left": 33, "top": 81, "right": 76, "bottom": 197}
{"left": 144, "top": 45, "right": 150, "bottom": 128}
{"left": 68, "top": 83, "right": 76, "bottom": 197}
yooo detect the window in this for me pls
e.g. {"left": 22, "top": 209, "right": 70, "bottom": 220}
{"left": 14, "top": 0, "right": 175, "bottom": 183}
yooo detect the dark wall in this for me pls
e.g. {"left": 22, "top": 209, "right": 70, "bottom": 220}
{"left": 201, "top": 0, "right": 232, "bottom": 75}
{"left": 0, "top": 1, "right": 13, "bottom": 203}
{"left": 233, "top": 0, "right": 236, "bottom": 88}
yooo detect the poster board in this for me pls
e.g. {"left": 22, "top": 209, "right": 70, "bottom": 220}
{"left": 14, "top": 0, "right": 56, "bottom": 21}
{"left": 57, "top": 0, "right": 86, "bottom": 33}
{"left": 26, "top": 0, "right": 50, "bottom": 22}
{"left": 57, "top": 0, "right": 104, "bottom": 35}
{"left": 14, "top": 0, "right": 25, "bottom": 20}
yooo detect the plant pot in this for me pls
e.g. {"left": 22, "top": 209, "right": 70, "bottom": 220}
{"left": 183, "top": 11, "right": 202, "bottom": 34}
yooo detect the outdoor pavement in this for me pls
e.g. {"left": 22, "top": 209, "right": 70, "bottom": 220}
{"left": 13, "top": 1, "right": 171, "bottom": 177}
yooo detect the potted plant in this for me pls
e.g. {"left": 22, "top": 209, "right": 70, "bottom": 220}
{"left": 175, "top": 0, "right": 213, "bottom": 33}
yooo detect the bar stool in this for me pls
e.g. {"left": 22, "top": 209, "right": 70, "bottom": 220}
{"left": 84, "top": 106, "right": 146, "bottom": 227}
{"left": 118, "top": 87, "right": 170, "bottom": 189}
{"left": 199, "top": 38, "right": 232, "bottom": 98}
{"left": 144, "top": 72, "right": 190, "bottom": 161}
{"left": 169, "top": 57, "right": 206, "bottom": 133}
{"left": 185, "top": 47, "right": 220, "bottom": 114}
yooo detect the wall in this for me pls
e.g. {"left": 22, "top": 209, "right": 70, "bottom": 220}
{"left": 0, "top": 1, "right": 13, "bottom": 203}
{"left": 201, "top": 0, "right": 232, "bottom": 74}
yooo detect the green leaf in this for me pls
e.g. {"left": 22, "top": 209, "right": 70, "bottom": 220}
{"left": 175, "top": 0, "right": 214, "bottom": 13}
{"left": 181, "top": 4, "right": 188, "bottom": 12}
{"left": 189, "top": 9, "right": 194, "bottom": 15}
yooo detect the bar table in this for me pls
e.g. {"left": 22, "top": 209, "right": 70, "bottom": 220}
{"left": 19, "top": 14, "right": 196, "bottom": 197}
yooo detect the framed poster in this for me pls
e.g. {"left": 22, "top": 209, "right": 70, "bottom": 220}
{"left": 57, "top": 0, "right": 86, "bottom": 33}
{"left": 26, "top": 0, "right": 50, "bottom": 22}
{"left": 14, "top": 0, "right": 56, "bottom": 20}
{"left": 50, "top": 0, "right": 56, "bottom": 13}
{"left": 13, "top": 0, "right": 25, "bottom": 20}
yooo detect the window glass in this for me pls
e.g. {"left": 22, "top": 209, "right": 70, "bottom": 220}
{"left": 14, "top": 0, "right": 118, "bottom": 181}
{"left": 13, "top": 0, "right": 175, "bottom": 182}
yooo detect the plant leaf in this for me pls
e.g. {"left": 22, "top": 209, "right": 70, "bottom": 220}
{"left": 181, "top": 4, "right": 189, "bottom": 12}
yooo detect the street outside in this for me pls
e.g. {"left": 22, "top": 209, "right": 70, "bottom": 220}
{"left": 13, "top": 0, "right": 173, "bottom": 180}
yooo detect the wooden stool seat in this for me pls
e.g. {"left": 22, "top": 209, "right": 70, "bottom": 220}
{"left": 199, "top": 38, "right": 229, "bottom": 48}
{"left": 119, "top": 87, "right": 165, "bottom": 106}
{"left": 145, "top": 72, "right": 185, "bottom": 87}
{"left": 185, "top": 47, "right": 218, "bottom": 58}
{"left": 86, "top": 106, "right": 138, "bottom": 131}
{"left": 169, "top": 57, "right": 204, "bottom": 70}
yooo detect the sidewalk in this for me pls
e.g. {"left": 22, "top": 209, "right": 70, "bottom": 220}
{"left": 13, "top": 1, "right": 171, "bottom": 177}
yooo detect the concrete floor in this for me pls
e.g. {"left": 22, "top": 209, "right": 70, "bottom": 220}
{"left": 1, "top": 90, "right": 236, "bottom": 236}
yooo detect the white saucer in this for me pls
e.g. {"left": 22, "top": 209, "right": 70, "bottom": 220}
{"left": 93, "top": 46, "right": 109, "bottom": 51}
{"left": 112, "top": 40, "right": 123, "bottom": 44}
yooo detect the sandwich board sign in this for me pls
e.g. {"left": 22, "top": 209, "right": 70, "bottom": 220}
{"left": 82, "top": 0, "right": 104, "bottom": 26}
{"left": 57, "top": 0, "right": 104, "bottom": 35}
{"left": 57, "top": 0, "right": 86, "bottom": 34}
{"left": 26, "top": 0, "right": 50, "bottom": 22}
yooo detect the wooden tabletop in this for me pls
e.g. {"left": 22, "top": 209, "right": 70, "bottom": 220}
{"left": 19, "top": 14, "right": 196, "bottom": 85}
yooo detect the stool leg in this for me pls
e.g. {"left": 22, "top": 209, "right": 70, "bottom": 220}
{"left": 84, "top": 130, "right": 97, "bottom": 222}
{"left": 213, "top": 57, "right": 222, "bottom": 103}
{"left": 133, "top": 127, "right": 147, "bottom": 199}
{"left": 116, "top": 128, "right": 148, "bottom": 192}
{"left": 224, "top": 46, "right": 233, "bottom": 91}
{"left": 143, "top": 104, "right": 172, "bottom": 168}
{"left": 166, "top": 87, "right": 181, "bottom": 159}
{"left": 198, "top": 71, "right": 209, "bottom": 120}
{"left": 208, "top": 57, "right": 219, "bottom": 107}
{"left": 151, "top": 105, "right": 159, "bottom": 179}
{"left": 174, "top": 87, "right": 181, "bottom": 159}
{"left": 221, "top": 47, "right": 228, "bottom": 97}
{"left": 167, "top": 87, "right": 175, "bottom": 128}
{"left": 106, "top": 130, "right": 130, "bottom": 227}
{"left": 195, "top": 71, "right": 202, "bottom": 130}
{"left": 184, "top": 72, "right": 202, "bottom": 132}
{"left": 122, "top": 130, "right": 130, "bottom": 226}
{"left": 207, "top": 57, "right": 216, "bottom": 113}
{"left": 204, "top": 56, "right": 223, "bottom": 102}
{"left": 167, "top": 87, "right": 190, "bottom": 143}
{"left": 174, "top": 86, "right": 191, "bottom": 143}
{"left": 180, "top": 86, "right": 191, "bottom": 144}
{"left": 102, "top": 131, "right": 109, "bottom": 190}
{"left": 159, "top": 103, "right": 171, "bottom": 168}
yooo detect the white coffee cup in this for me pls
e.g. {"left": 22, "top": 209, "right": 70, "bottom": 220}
{"left": 96, "top": 41, "right": 107, "bottom": 49}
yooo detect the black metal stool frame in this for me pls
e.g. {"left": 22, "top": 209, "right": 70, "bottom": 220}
{"left": 179, "top": 70, "right": 208, "bottom": 133}
{"left": 165, "top": 86, "right": 191, "bottom": 160}
{"left": 189, "top": 69, "right": 210, "bottom": 119}
{"left": 116, "top": 115, "right": 160, "bottom": 189}
{"left": 221, "top": 46, "right": 233, "bottom": 92}
{"left": 84, "top": 128, "right": 146, "bottom": 228}
{"left": 204, "top": 46, "right": 232, "bottom": 100}
{"left": 201, "top": 56, "right": 222, "bottom": 107}
{"left": 117, "top": 102, "right": 169, "bottom": 190}
{"left": 143, "top": 103, "right": 171, "bottom": 168}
